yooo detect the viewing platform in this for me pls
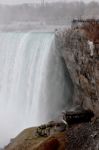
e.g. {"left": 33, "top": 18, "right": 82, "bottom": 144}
{"left": 72, "top": 18, "right": 99, "bottom": 29}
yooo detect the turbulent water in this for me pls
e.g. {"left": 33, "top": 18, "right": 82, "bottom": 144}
{"left": 0, "top": 32, "right": 71, "bottom": 147}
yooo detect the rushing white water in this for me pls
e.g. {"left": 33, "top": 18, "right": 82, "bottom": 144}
{"left": 0, "top": 32, "right": 71, "bottom": 147}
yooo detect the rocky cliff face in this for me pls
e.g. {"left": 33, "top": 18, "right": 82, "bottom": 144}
{"left": 56, "top": 27, "right": 99, "bottom": 119}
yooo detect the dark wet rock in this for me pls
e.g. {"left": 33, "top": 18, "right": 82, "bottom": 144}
{"left": 66, "top": 121, "right": 99, "bottom": 150}
{"left": 64, "top": 110, "right": 94, "bottom": 125}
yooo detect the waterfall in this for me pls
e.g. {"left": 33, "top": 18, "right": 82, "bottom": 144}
{"left": 0, "top": 32, "right": 71, "bottom": 147}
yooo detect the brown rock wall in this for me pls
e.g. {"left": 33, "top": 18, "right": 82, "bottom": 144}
{"left": 57, "top": 28, "right": 99, "bottom": 119}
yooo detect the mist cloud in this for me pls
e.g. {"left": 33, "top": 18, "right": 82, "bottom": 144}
{"left": 0, "top": 0, "right": 98, "bottom": 5}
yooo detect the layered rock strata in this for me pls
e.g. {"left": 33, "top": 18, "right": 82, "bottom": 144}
{"left": 56, "top": 26, "right": 99, "bottom": 120}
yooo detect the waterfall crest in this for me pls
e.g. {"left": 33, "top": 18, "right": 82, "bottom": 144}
{"left": 0, "top": 32, "right": 71, "bottom": 147}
